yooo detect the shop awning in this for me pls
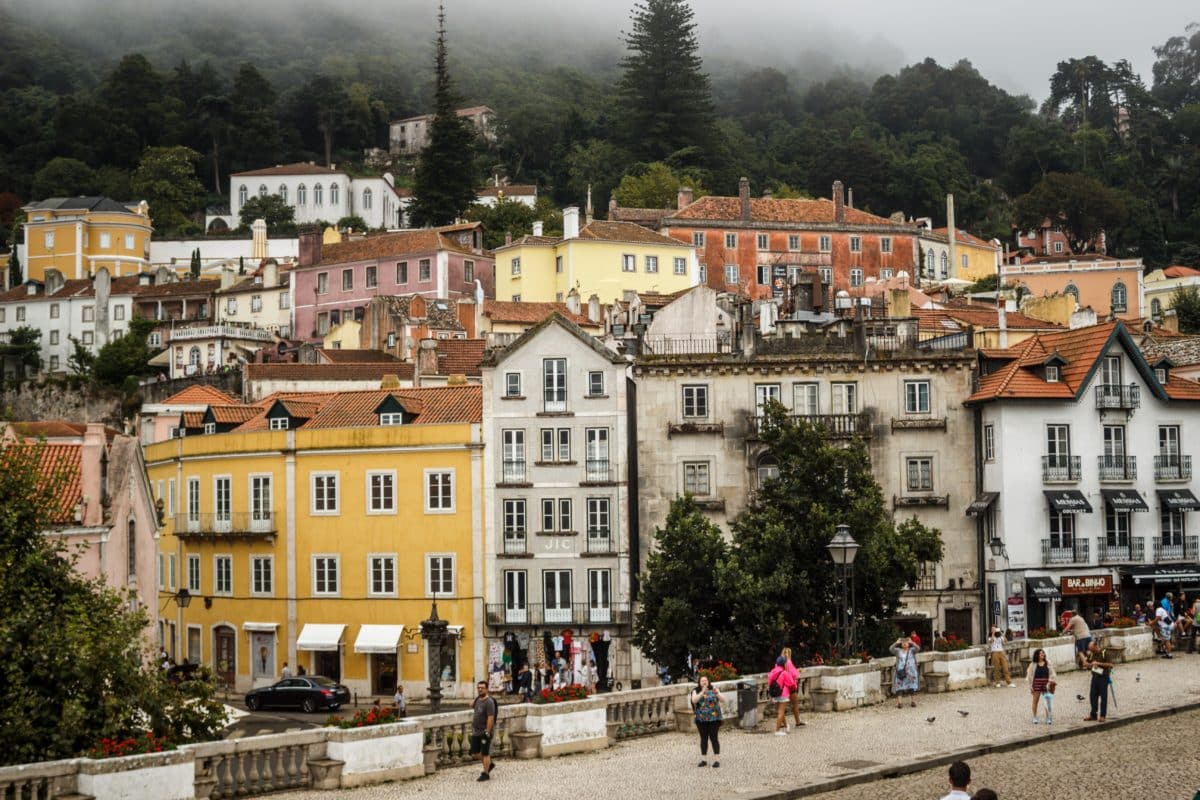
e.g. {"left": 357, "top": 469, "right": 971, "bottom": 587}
{"left": 1043, "top": 490, "right": 1093, "bottom": 513}
{"left": 243, "top": 621, "right": 278, "bottom": 632}
{"left": 148, "top": 349, "right": 172, "bottom": 367}
{"left": 1158, "top": 488, "right": 1200, "bottom": 512}
{"left": 1101, "top": 489, "right": 1149, "bottom": 512}
{"left": 1123, "top": 564, "right": 1200, "bottom": 584}
{"left": 1027, "top": 576, "right": 1062, "bottom": 602}
{"left": 446, "top": 625, "right": 464, "bottom": 637}
{"left": 353, "top": 625, "right": 404, "bottom": 654}
{"left": 966, "top": 492, "right": 999, "bottom": 516}
{"left": 296, "top": 623, "right": 346, "bottom": 651}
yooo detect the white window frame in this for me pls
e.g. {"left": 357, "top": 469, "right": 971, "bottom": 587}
{"left": 204, "top": 422, "right": 216, "bottom": 435}
{"left": 251, "top": 555, "right": 273, "bottom": 596}
{"left": 724, "top": 264, "right": 739, "bottom": 285}
{"left": 269, "top": 416, "right": 289, "bottom": 430}
{"left": 832, "top": 382, "right": 858, "bottom": 414}
{"left": 682, "top": 384, "right": 709, "bottom": 418}
{"left": 622, "top": 254, "right": 636, "bottom": 272}
{"left": 588, "top": 568, "right": 612, "bottom": 620}
{"left": 904, "top": 380, "right": 931, "bottom": 414}
{"left": 984, "top": 424, "right": 995, "bottom": 462}
{"left": 906, "top": 456, "right": 934, "bottom": 492}
{"left": 849, "top": 236, "right": 862, "bottom": 253}
{"left": 793, "top": 383, "right": 819, "bottom": 416}
{"left": 645, "top": 255, "right": 658, "bottom": 273}
{"left": 311, "top": 471, "right": 340, "bottom": 515}
{"left": 757, "top": 233, "right": 768, "bottom": 250}
{"left": 503, "top": 499, "right": 527, "bottom": 535}
{"left": 379, "top": 412, "right": 403, "bottom": 426}
{"left": 425, "top": 469, "right": 456, "bottom": 513}
{"left": 213, "top": 554, "right": 233, "bottom": 596}
{"left": 368, "top": 554, "right": 398, "bottom": 597}
{"left": 587, "top": 371, "right": 605, "bottom": 397}
{"left": 693, "top": 232, "right": 705, "bottom": 247}
{"left": 881, "top": 237, "right": 892, "bottom": 253}
{"left": 849, "top": 268, "right": 863, "bottom": 287}
{"left": 683, "top": 461, "right": 711, "bottom": 496}
{"left": 724, "top": 232, "right": 737, "bottom": 249}
{"left": 426, "top": 553, "right": 455, "bottom": 598}
{"left": 367, "top": 470, "right": 397, "bottom": 515}
{"left": 505, "top": 372, "right": 522, "bottom": 397}
{"left": 543, "top": 570, "right": 572, "bottom": 622}
{"left": 213, "top": 475, "right": 232, "bottom": 528}
{"left": 186, "top": 554, "right": 200, "bottom": 593}
{"left": 313, "top": 554, "right": 340, "bottom": 596}
{"left": 186, "top": 477, "right": 200, "bottom": 524}
{"left": 673, "top": 257, "right": 687, "bottom": 275}
{"left": 819, "top": 235, "right": 831, "bottom": 252}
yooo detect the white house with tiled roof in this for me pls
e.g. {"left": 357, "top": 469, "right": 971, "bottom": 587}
{"left": 229, "top": 164, "right": 406, "bottom": 231}
{"left": 965, "top": 321, "right": 1200, "bottom": 636}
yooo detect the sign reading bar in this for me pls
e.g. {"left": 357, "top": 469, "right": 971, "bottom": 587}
{"left": 1061, "top": 575, "right": 1112, "bottom": 595}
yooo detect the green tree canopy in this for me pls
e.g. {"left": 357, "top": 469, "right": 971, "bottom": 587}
{"left": 0, "top": 325, "right": 40, "bottom": 377}
{"left": 612, "top": 161, "right": 707, "bottom": 209}
{"left": 130, "top": 145, "right": 204, "bottom": 234}
{"left": 463, "top": 197, "right": 562, "bottom": 250}
{"left": 92, "top": 317, "right": 162, "bottom": 388}
{"left": 239, "top": 193, "right": 296, "bottom": 234}
{"left": 1014, "top": 172, "right": 1128, "bottom": 254}
{"left": 31, "top": 156, "right": 98, "bottom": 198}
{"left": 1171, "top": 285, "right": 1200, "bottom": 333}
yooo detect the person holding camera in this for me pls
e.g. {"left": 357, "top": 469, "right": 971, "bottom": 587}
{"left": 890, "top": 635, "right": 920, "bottom": 707}
{"left": 471, "top": 681, "right": 498, "bottom": 781}
{"left": 988, "top": 625, "right": 1015, "bottom": 687}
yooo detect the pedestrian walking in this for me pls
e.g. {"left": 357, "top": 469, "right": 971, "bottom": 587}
{"left": 393, "top": 684, "right": 407, "bottom": 717}
{"left": 1082, "top": 639, "right": 1114, "bottom": 722}
{"left": 1062, "top": 610, "right": 1092, "bottom": 667}
{"left": 988, "top": 626, "right": 1014, "bottom": 687}
{"left": 1155, "top": 595, "right": 1175, "bottom": 658}
{"left": 1025, "top": 647, "right": 1056, "bottom": 724}
{"left": 515, "top": 663, "right": 533, "bottom": 702}
{"left": 690, "top": 674, "right": 725, "bottom": 768}
{"left": 280, "top": 661, "right": 291, "bottom": 679}
{"left": 470, "top": 681, "right": 498, "bottom": 781}
{"left": 779, "top": 646, "right": 805, "bottom": 728}
{"left": 766, "top": 656, "right": 798, "bottom": 735}
{"left": 890, "top": 635, "right": 920, "bottom": 707}
{"left": 939, "top": 760, "right": 972, "bottom": 800}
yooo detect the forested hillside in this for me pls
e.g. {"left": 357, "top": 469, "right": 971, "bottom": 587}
{"left": 1, "top": 1, "right": 1198, "bottom": 267}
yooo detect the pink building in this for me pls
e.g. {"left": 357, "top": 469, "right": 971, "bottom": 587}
{"left": 137, "top": 384, "right": 242, "bottom": 444}
{"left": 292, "top": 223, "right": 494, "bottom": 342}
{"left": 2, "top": 422, "right": 161, "bottom": 647}
{"left": 1001, "top": 255, "right": 1144, "bottom": 321}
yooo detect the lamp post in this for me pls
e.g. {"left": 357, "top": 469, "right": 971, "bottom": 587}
{"left": 826, "top": 524, "right": 860, "bottom": 655}
{"left": 421, "top": 602, "right": 449, "bottom": 713}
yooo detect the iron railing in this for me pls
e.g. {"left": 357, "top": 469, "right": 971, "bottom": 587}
{"left": 584, "top": 459, "right": 613, "bottom": 483}
{"left": 500, "top": 460, "right": 527, "bottom": 484}
{"left": 173, "top": 512, "right": 275, "bottom": 536}
{"left": 1097, "top": 455, "right": 1137, "bottom": 481}
{"left": 1041, "top": 538, "right": 1090, "bottom": 565}
{"left": 1042, "top": 455, "right": 1082, "bottom": 482}
{"left": 1095, "top": 384, "right": 1140, "bottom": 410}
{"left": 485, "top": 603, "right": 632, "bottom": 627}
{"left": 502, "top": 533, "right": 527, "bottom": 555}
{"left": 747, "top": 412, "right": 871, "bottom": 438}
{"left": 1097, "top": 537, "right": 1144, "bottom": 563}
{"left": 585, "top": 531, "right": 614, "bottom": 553}
{"left": 1154, "top": 454, "right": 1192, "bottom": 481}
{"left": 1154, "top": 536, "right": 1199, "bottom": 562}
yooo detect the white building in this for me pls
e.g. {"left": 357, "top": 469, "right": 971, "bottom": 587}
{"left": 389, "top": 106, "right": 495, "bottom": 157}
{"left": 227, "top": 164, "right": 406, "bottom": 231}
{"left": 480, "top": 314, "right": 634, "bottom": 686}
{"left": 213, "top": 259, "right": 293, "bottom": 339}
{"left": 967, "top": 321, "right": 1200, "bottom": 636}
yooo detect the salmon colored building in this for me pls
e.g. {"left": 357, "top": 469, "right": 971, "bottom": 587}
{"left": 660, "top": 179, "right": 918, "bottom": 299}
{"left": 1001, "top": 255, "right": 1144, "bottom": 322}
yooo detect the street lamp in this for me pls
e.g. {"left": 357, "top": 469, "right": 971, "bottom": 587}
{"left": 988, "top": 535, "right": 1008, "bottom": 559}
{"left": 173, "top": 588, "right": 192, "bottom": 608}
{"left": 421, "top": 602, "right": 449, "bottom": 713}
{"left": 826, "top": 524, "right": 860, "bottom": 655}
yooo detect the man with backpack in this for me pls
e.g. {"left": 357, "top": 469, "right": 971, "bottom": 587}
{"left": 766, "top": 656, "right": 797, "bottom": 736}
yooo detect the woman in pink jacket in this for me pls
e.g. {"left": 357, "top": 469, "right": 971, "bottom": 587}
{"left": 767, "top": 657, "right": 798, "bottom": 735}
{"left": 779, "top": 647, "right": 805, "bottom": 729}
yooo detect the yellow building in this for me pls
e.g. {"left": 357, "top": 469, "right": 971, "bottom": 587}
{"left": 493, "top": 207, "right": 697, "bottom": 304}
{"left": 21, "top": 197, "right": 153, "bottom": 283}
{"left": 939, "top": 227, "right": 1001, "bottom": 283}
{"left": 144, "top": 385, "right": 484, "bottom": 700}
{"left": 1143, "top": 266, "right": 1200, "bottom": 322}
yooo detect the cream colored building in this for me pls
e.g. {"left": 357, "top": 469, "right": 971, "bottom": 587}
{"left": 1144, "top": 266, "right": 1200, "bottom": 323}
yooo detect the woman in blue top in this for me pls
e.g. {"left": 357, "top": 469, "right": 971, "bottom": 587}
{"left": 690, "top": 675, "right": 726, "bottom": 768}
{"left": 890, "top": 636, "right": 921, "bottom": 707}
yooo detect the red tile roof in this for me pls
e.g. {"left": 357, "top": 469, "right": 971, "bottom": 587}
{"left": 932, "top": 227, "right": 999, "bottom": 249}
{"left": 162, "top": 385, "right": 240, "bottom": 406}
{"left": 208, "top": 405, "right": 260, "bottom": 424}
{"left": 181, "top": 411, "right": 204, "bottom": 428}
{"left": 317, "top": 349, "right": 401, "bottom": 364}
{"left": 915, "top": 306, "right": 1063, "bottom": 331}
{"left": 483, "top": 301, "right": 596, "bottom": 327}
{"left": 236, "top": 386, "right": 481, "bottom": 430}
{"left": 244, "top": 362, "right": 415, "bottom": 382}
{"left": 316, "top": 228, "right": 476, "bottom": 266}
{"left": 577, "top": 220, "right": 691, "bottom": 246}
{"left": 435, "top": 339, "right": 486, "bottom": 376}
{"left": 1164, "top": 375, "right": 1200, "bottom": 400}
{"left": 5, "top": 421, "right": 122, "bottom": 440}
{"left": 4, "top": 442, "right": 83, "bottom": 525}
{"left": 1163, "top": 266, "right": 1200, "bottom": 278}
{"left": 232, "top": 163, "right": 344, "bottom": 177}
{"left": 668, "top": 196, "right": 911, "bottom": 228}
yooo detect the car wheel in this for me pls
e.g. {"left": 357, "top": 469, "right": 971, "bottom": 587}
{"left": 302, "top": 697, "right": 316, "bottom": 713}
{"left": 246, "top": 696, "right": 260, "bottom": 712}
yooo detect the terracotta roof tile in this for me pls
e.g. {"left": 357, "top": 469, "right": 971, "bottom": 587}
{"left": 208, "top": 405, "right": 260, "bottom": 424}
{"left": 931, "top": 227, "right": 999, "bottom": 249}
{"left": 1163, "top": 266, "right": 1200, "bottom": 278}
{"left": 181, "top": 411, "right": 204, "bottom": 428}
{"left": 316, "top": 226, "right": 478, "bottom": 266}
{"left": 577, "top": 220, "right": 691, "bottom": 247}
{"left": 1143, "top": 336, "right": 1200, "bottom": 367}
{"left": 235, "top": 386, "right": 480, "bottom": 431}
{"left": 435, "top": 339, "right": 486, "bottom": 376}
{"left": 317, "top": 349, "right": 401, "bottom": 364}
{"left": 668, "top": 196, "right": 911, "bottom": 228}
{"left": 162, "top": 385, "right": 240, "bottom": 406}
{"left": 244, "top": 363, "right": 415, "bottom": 382}
{"left": 967, "top": 322, "right": 1125, "bottom": 402}
{"left": 3, "top": 442, "right": 83, "bottom": 525}
{"left": 917, "top": 306, "right": 1063, "bottom": 331}
{"left": 232, "top": 163, "right": 344, "bottom": 177}
{"left": 482, "top": 300, "right": 596, "bottom": 327}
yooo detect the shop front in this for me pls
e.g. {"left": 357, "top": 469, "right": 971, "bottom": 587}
{"left": 1059, "top": 573, "right": 1116, "bottom": 625}
{"left": 353, "top": 625, "right": 404, "bottom": 696}
{"left": 1025, "top": 576, "right": 1062, "bottom": 632}
{"left": 297, "top": 623, "right": 346, "bottom": 682}
{"left": 1120, "top": 564, "right": 1200, "bottom": 612}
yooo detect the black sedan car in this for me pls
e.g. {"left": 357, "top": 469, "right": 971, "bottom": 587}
{"left": 244, "top": 676, "right": 351, "bottom": 713}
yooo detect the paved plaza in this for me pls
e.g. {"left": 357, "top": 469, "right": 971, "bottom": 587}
{"left": 271, "top": 655, "right": 1200, "bottom": 800}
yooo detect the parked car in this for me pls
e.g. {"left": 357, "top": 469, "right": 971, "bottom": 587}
{"left": 244, "top": 676, "right": 351, "bottom": 713}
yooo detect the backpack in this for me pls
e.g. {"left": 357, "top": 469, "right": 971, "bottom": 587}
{"left": 767, "top": 676, "right": 783, "bottom": 698}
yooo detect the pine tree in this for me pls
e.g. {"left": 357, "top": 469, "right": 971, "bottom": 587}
{"left": 8, "top": 248, "right": 20, "bottom": 289}
{"left": 409, "top": 4, "right": 479, "bottom": 227}
{"left": 190, "top": 248, "right": 201, "bottom": 279}
{"left": 616, "top": 0, "right": 717, "bottom": 165}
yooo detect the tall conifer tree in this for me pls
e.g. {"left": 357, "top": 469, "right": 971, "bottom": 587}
{"left": 410, "top": 4, "right": 478, "bottom": 227}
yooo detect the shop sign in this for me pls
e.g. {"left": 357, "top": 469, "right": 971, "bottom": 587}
{"left": 1061, "top": 575, "right": 1112, "bottom": 595}
{"left": 1006, "top": 596, "right": 1026, "bottom": 637}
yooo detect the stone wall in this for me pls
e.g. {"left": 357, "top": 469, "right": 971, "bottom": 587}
{"left": 0, "top": 378, "right": 124, "bottom": 426}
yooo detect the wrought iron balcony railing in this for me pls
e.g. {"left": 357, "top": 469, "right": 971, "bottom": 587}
{"left": 1154, "top": 536, "right": 1199, "bottom": 563}
{"left": 1041, "top": 538, "right": 1090, "bottom": 565}
{"left": 1097, "top": 537, "right": 1144, "bottom": 563}
{"left": 173, "top": 512, "right": 276, "bottom": 537}
{"left": 1097, "top": 455, "right": 1136, "bottom": 481}
{"left": 1095, "top": 384, "right": 1139, "bottom": 410}
{"left": 1042, "top": 455, "right": 1081, "bottom": 482}
{"left": 1154, "top": 454, "right": 1192, "bottom": 481}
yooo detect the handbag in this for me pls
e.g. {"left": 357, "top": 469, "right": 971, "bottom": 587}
{"left": 1046, "top": 680, "right": 1057, "bottom": 694}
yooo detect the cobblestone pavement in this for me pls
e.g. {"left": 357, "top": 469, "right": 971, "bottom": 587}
{"left": 270, "top": 655, "right": 1200, "bottom": 800}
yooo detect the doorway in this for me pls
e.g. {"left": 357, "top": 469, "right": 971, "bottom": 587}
{"left": 372, "top": 653, "right": 398, "bottom": 695}
{"left": 315, "top": 650, "right": 341, "bottom": 682}
{"left": 944, "top": 608, "right": 974, "bottom": 645}
{"left": 251, "top": 632, "right": 275, "bottom": 684}
{"left": 214, "top": 626, "right": 236, "bottom": 688}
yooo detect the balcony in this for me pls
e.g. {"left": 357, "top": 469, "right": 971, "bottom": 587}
{"left": 1098, "top": 537, "right": 1145, "bottom": 563}
{"left": 584, "top": 531, "right": 614, "bottom": 554}
{"left": 1154, "top": 455, "right": 1192, "bottom": 482}
{"left": 498, "top": 460, "right": 529, "bottom": 486}
{"left": 1154, "top": 536, "right": 1199, "bottom": 563}
{"left": 582, "top": 459, "right": 615, "bottom": 485}
{"left": 1095, "top": 384, "right": 1140, "bottom": 411}
{"left": 167, "top": 324, "right": 276, "bottom": 343}
{"left": 173, "top": 512, "right": 276, "bottom": 538}
{"left": 1041, "top": 538, "right": 1090, "bottom": 565}
{"left": 746, "top": 412, "right": 871, "bottom": 439}
{"left": 1097, "top": 455, "right": 1137, "bottom": 482}
{"left": 485, "top": 603, "right": 633, "bottom": 627}
{"left": 501, "top": 533, "right": 528, "bottom": 555}
{"left": 1042, "top": 455, "right": 1082, "bottom": 483}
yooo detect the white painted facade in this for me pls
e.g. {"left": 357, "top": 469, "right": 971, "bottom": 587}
{"left": 229, "top": 169, "right": 405, "bottom": 231}
{"left": 150, "top": 237, "right": 299, "bottom": 272}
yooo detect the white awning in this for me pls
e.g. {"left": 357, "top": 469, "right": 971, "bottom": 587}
{"left": 296, "top": 623, "right": 346, "bottom": 651}
{"left": 446, "top": 625, "right": 464, "bottom": 637}
{"left": 148, "top": 349, "right": 172, "bottom": 366}
{"left": 243, "top": 621, "right": 278, "bottom": 632}
{"left": 353, "top": 624, "right": 404, "bottom": 654}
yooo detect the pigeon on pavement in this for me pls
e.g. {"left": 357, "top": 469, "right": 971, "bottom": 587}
{"left": 926, "top": 716, "right": 936, "bottom": 724}
{"left": 1076, "top": 694, "right": 1086, "bottom": 702}
{"left": 957, "top": 710, "right": 969, "bottom": 717}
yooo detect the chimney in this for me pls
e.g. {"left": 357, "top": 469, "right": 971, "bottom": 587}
{"left": 298, "top": 225, "right": 323, "bottom": 268}
{"left": 220, "top": 267, "right": 237, "bottom": 290}
{"left": 252, "top": 218, "right": 268, "bottom": 260}
{"left": 505, "top": 231, "right": 512, "bottom": 246}
{"left": 415, "top": 338, "right": 439, "bottom": 386}
{"left": 263, "top": 259, "right": 279, "bottom": 289}
{"left": 586, "top": 184, "right": 594, "bottom": 225}
{"left": 45, "top": 268, "right": 64, "bottom": 295}
{"left": 565, "top": 288, "right": 581, "bottom": 315}
{"left": 80, "top": 423, "right": 107, "bottom": 526}
{"left": 587, "top": 293, "right": 601, "bottom": 324}
{"left": 946, "top": 194, "right": 957, "bottom": 280}
{"left": 847, "top": 187, "right": 854, "bottom": 209}
{"left": 833, "top": 180, "right": 845, "bottom": 223}
{"left": 738, "top": 177, "right": 750, "bottom": 220}
{"left": 677, "top": 186, "right": 693, "bottom": 211}
{"left": 609, "top": 196, "right": 619, "bottom": 218}
{"left": 997, "top": 298, "right": 1009, "bottom": 348}
{"left": 563, "top": 206, "right": 580, "bottom": 239}
{"left": 889, "top": 287, "right": 911, "bottom": 318}
{"left": 532, "top": 221, "right": 544, "bottom": 237}
{"left": 1161, "top": 309, "right": 1179, "bottom": 333}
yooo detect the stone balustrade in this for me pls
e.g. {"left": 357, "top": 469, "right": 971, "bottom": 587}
{"left": 0, "top": 629, "right": 1157, "bottom": 800}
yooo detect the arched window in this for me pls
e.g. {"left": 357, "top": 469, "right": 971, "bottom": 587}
{"left": 279, "top": 184, "right": 288, "bottom": 203}
{"left": 756, "top": 454, "right": 779, "bottom": 487}
{"left": 258, "top": 184, "right": 268, "bottom": 198}
{"left": 189, "top": 346, "right": 201, "bottom": 366}
{"left": 363, "top": 187, "right": 373, "bottom": 210}
{"left": 127, "top": 518, "right": 137, "bottom": 580}
{"left": 314, "top": 183, "right": 323, "bottom": 206}
{"left": 330, "top": 182, "right": 339, "bottom": 205}
{"left": 297, "top": 184, "right": 307, "bottom": 205}
{"left": 238, "top": 185, "right": 248, "bottom": 206}
{"left": 1151, "top": 298, "right": 1162, "bottom": 318}
{"left": 925, "top": 249, "right": 935, "bottom": 276}
{"left": 1064, "top": 282, "right": 1080, "bottom": 303}
{"left": 1111, "top": 281, "right": 1128, "bottom": 312}
{"left": 939, "top": 252, "right": 949, "bottom": 277}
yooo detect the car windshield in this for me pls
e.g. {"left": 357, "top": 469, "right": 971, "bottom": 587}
{"left": 312, "top": 677, "right": 337, "bottom": 688}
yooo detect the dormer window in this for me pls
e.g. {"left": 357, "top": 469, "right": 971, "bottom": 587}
{"left": 373, "top": 395, "right": 414, "bottom": 426}
{"left": 380, "top": 412, "right": 404, "bottom": 426}
{"left": 1046, "top": 366, "right": 1060, "bottom": 383}
{"left": 204, "top": 423, "right": 216, "bottom": 435}
{"left": 1152, "top": 358, "right": 1173, "bottom": 384}
{"left": 1156, "top": 368, "right": 1167, "bottom": 384}
{"left": 269, "top": 417, "right": 289, "bottom": 430}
